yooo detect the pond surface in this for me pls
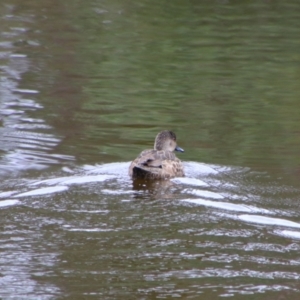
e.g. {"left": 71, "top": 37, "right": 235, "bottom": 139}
{"left": 1, "top": 0, "right": 300, "bottom": 299}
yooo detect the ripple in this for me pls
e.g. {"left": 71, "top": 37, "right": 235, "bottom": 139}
{"left": 275, "top": 230, "right": 300, "bottom": 239}
{"left": 84, "top": 162, "right": 130, "bottom": 176}
{"left": 239, "top": 215, "right": 300, "bottom": 229}
{"left": 182, "top": 198, "right": 271, "bottom": 214}
{"left": 184, "top": 161, "right": 219, "bottom": 175}
{"left": 0, "top": 36, "right": 73, "bottom": 174}
{"left": 14, "top": 88, "right": 39, "bottom": 94}
{"left": 10, "top": 53, "right": 27, "bottom": 58}
{"left": 172, "top": 177, "right": 209, "bottom": 187}
{"left": 14, "top": 186, "right": 68, "bottom": 197}
{"left": 0, "top": 199, "right": 20, "bottom": 207}
{"left": 31, "top": 174, "right": 116, "bottom": 186}
{"left": 102, "top": 189, "right": 133, "bottom": 195}
{"left": 184, "top": 188, "right": 224, "bottom": 199}
{"left": 4, "top": 151, "right": 72, "bottom": 171}
{"left": 68, "top": 210, "right": 110, "bottom": 214}
{"left": 7, "top": 98, "right": 43, "bottom": 109}
{"left": 0, "top": 191, "right": 17, "bottom": 198}
{"left": 151, "top": 268, "right": 300, "bottom": 280}
{"left": 65, "top": 227, "right": 115, "bottom": 232}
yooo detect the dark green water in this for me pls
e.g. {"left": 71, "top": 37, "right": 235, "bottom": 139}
{"left": 1, "top": 0, "right": 300, "bottom": 299}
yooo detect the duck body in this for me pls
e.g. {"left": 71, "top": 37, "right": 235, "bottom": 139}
{"left": 129, "top": 131, "right": 184, "bottom": 180}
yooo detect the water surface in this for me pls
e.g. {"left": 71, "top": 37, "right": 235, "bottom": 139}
{"left": 1, "top": 0, "right": 300, "bottom": 299}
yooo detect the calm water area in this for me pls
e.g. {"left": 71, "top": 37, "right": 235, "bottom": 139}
{"left": 1, "top": 0, "right": 300, "bottom": 299}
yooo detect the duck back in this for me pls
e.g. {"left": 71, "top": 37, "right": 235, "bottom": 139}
{"left": 129, "top": 149, "right": 184, "bottom": 180}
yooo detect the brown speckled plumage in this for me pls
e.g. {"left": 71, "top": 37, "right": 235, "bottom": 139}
{"left": 129, "top": 130, "right": 184, "bottom": 180}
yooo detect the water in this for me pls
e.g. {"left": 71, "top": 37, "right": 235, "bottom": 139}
{"left": 1, "top": 0, "right": 300, "bottom": 299}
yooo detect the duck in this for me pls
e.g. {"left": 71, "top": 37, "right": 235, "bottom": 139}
{"left": 129, "top": 130, "right": 184, "bottom": 180}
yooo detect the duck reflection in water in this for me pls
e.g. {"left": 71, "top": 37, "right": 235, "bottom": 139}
{"left": 131, "top": 177, "right": 177, "bottom": 199}
{"left": 129, "top": 130, "right": 184, "bottom": 181}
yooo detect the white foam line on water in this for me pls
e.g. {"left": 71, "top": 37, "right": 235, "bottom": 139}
{"left": 0, "top": 191, "right": 18, "bottom": 198}
{"left": 274, "top": 230, "right": 300, "bottom": 239}
{"left": 10, "top": 54, "right": 27, "bottom": 58}
{"left": 14, "top": 88, "right": 39, "bottom": 94}
{"left": 182, "top": 198, "right": 271, "bottom": 214}
{"left": 13, "top": 186, "right": 68, "bottom": 197}
{"left": 83, "top": 162, "right": 130, "bottom": 175}
{"left": 0, "top": 199, "right": 20, "bottom": 207}
{"left": 184, "top": 189, "right": 224, "bottom": 199}
{"left": 68, "top": 210, "right": 110, "bottom": 214}
{"left": 239, "top": 214, "right": 300, "bottom": 229}
{"left": 66, "top": 228, "right": 115, "bottom": 232}
{"left": 31, "top": 174, "right": 116, "bottom": 186}
{"left": 184, "top": 162, "right": 219, "bottom": 175}
{"left": 102, "top": 189, "right": 134, "bottom": 195}
{"left": 172, "top": 177, "right": 209, "bottom": 187}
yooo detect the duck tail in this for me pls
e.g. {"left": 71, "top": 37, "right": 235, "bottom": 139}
{"left": 132, "top": 166, "right": 152, "bottom": 180}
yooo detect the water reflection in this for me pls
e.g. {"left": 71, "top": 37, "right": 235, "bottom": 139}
{"left": 131, "top": 178, "right": 175, "bottom": 197}
{"left": 1, "top": 0, "right": 300, "bottom": 299}
{"left": 1, "top": 160, "right": 300, "bottom": 298}
{"left": 0, "top": 26, "right": 74, "bottom": 174}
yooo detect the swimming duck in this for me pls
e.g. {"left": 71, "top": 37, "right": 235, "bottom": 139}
{"left": 129, "top": 130, "right": 184, "bottom": 180}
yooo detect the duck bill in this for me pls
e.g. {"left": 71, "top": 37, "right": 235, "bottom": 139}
{"left": 175, "top": 146, "right": 184, "bottom": 153}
